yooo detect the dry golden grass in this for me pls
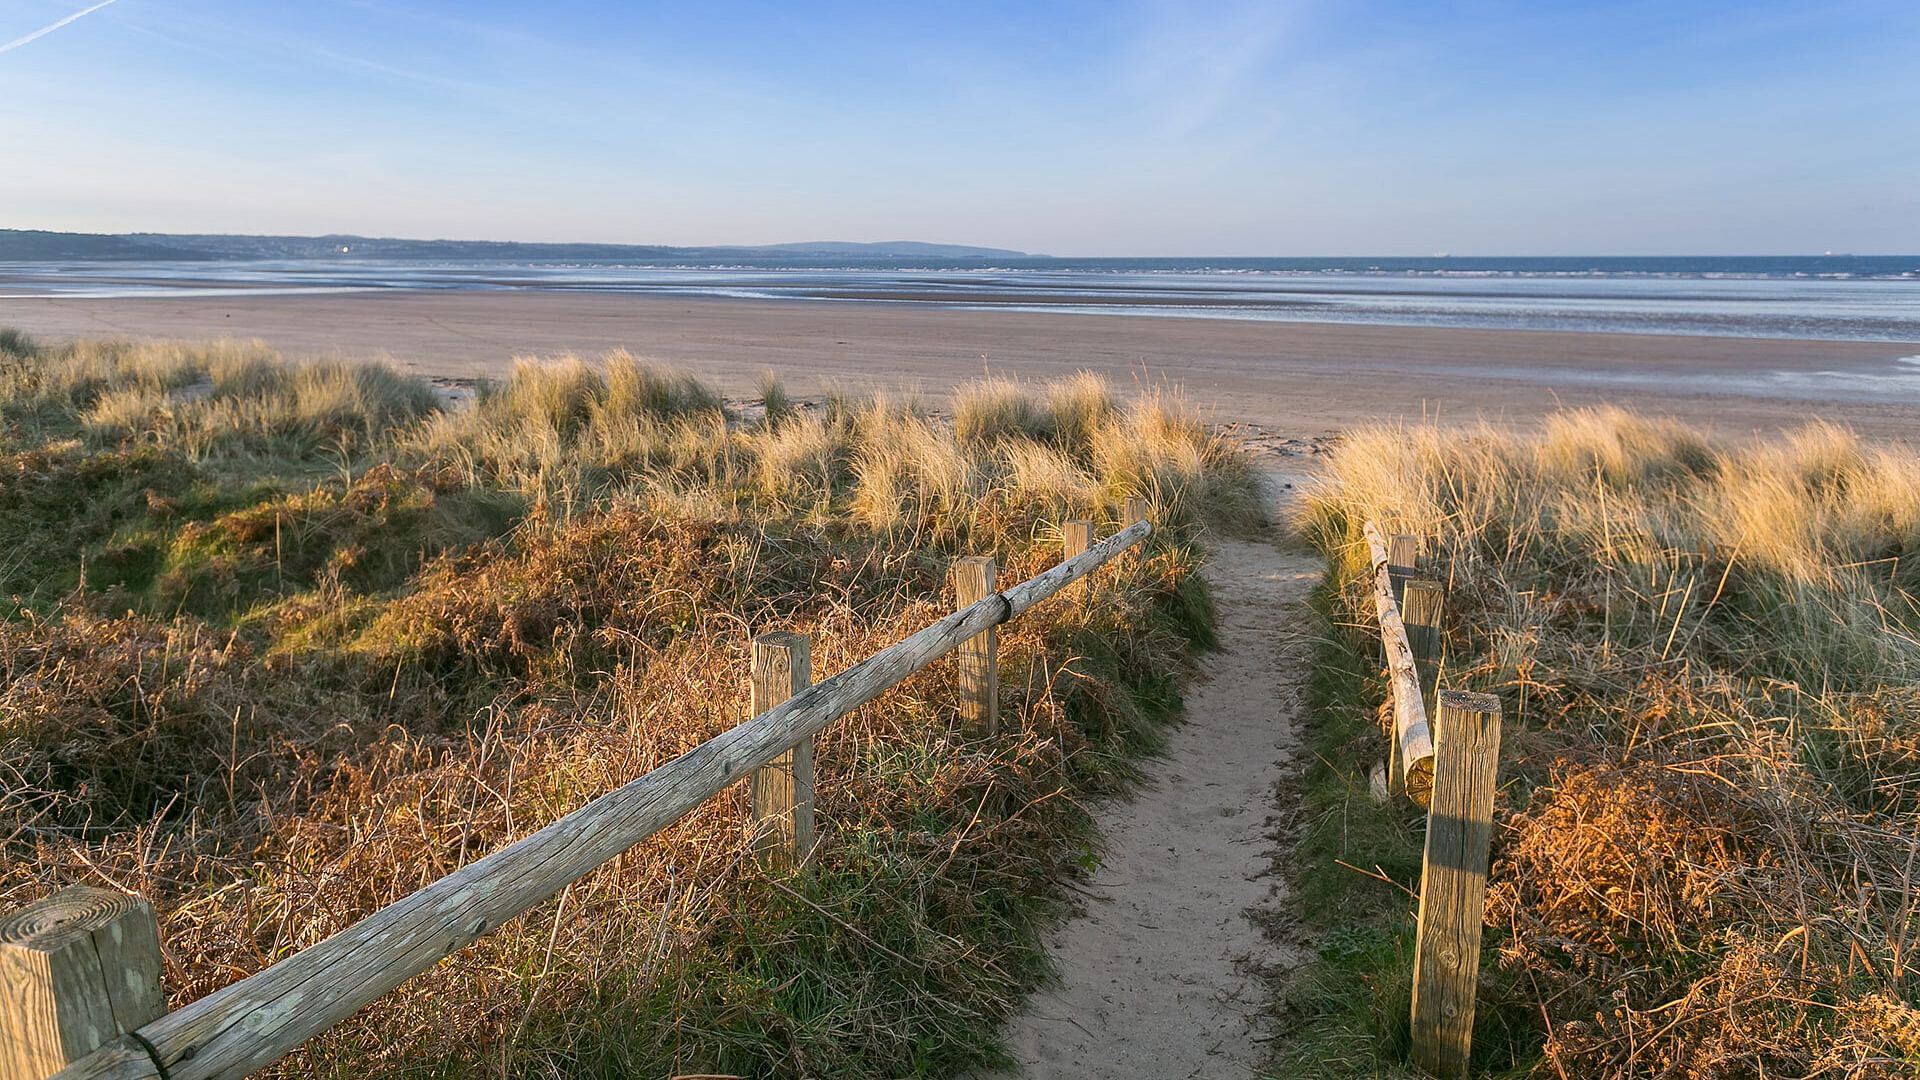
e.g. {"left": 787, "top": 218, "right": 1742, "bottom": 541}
{"left": 1044, "top": 370, "right": 1117, "bottom": 449}
{"left": 41, "top": 340, "right": 436, "bottom": 458}
{"left": 1295, "top": 407, "right": 1920, "bottom": 1078}
{"left": 0, "top": 335, "right": 1255, "bottom": 1078}
{"left": 952, "top": 375, "right": 1050, "bottom": 443}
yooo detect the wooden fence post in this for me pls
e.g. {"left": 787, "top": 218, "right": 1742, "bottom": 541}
{"left": 749, "top": 632, "right": 813, "bottom": 869}
{"left": 1388, "top": 533, "right": 1419, "bottom": 605}
{"left": 1410, "top": 690, "right": 1503, "bottom": 1078}
{"left": 1063, "top": 520, "right": 1094, "bottom": 561}
{"left": 1123, "top": 497, "right": 1150, "bottom": 571}
{"left": 1402, "top": 578, "right": 1445, "bottom": 664}
{"left": 17, "top": 533, "right": 1158, "bottom": 1080}
{"left": 0, "top": 887, "right": 167, "bottom": 1080}
{"left": 953, "top": 556, "right": 999, "bottom": 735}
{"left": 1063, "top": 520, "right": 1095, "bottom": 596}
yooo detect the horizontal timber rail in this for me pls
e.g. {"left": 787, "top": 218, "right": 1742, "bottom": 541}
{"left": 1363, "top": 520, "right": 1436, "bottom": 805}
{"left": 33, "top": 518, "right": 1153, "bottom": 1080}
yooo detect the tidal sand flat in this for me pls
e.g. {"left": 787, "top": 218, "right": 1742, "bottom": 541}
{"left": 3, "top": 291, "right": 1918, "bottom": 442}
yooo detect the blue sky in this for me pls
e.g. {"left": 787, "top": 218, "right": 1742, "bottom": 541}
{"left": 1, "top": 0, "right": 1916, "bottom": 254}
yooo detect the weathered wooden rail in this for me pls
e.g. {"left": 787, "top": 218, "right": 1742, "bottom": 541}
{"left": 1364, "top": 522, "right": 1438, "bottom": 804}
{"left": 3, "top": 511, "right": 1153, "bottom": 1080}
{"left": 1359, "top": 521, "right": 1503, "bottom": 1079}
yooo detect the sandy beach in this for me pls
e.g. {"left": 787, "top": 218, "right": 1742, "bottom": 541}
{"left": 3, "top": 291, "right": 1917, "bottom": 440}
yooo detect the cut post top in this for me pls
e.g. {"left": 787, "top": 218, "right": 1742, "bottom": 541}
{"left": 0, "top": 886, "right": 167, "bottom": 1080}
{"left": 751, "top": 632, "right": 812, "bottom": 688}
{"left": 1436, "top": 688, "right": 1500, "bottom": 720}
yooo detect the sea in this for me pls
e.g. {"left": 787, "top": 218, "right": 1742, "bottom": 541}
{"left": 2, "top": 254, "right": 1917, "bottom": 344}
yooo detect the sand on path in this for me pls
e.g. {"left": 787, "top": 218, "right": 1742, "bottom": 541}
{"left": 1000, "top": 476, "right": 1316, "bottom": 1078}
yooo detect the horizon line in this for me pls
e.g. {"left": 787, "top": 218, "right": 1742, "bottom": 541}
{"left": 3, "top": 226, "right": 1915, "bottom": 261}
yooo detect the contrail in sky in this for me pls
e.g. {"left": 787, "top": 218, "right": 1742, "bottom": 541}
{"left": 0, "top": 0, "right": 120, "bottom": 55}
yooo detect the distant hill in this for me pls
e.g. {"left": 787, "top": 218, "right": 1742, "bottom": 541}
{"left": 0, "top": 229, "right": 1030, "bottom": 262}
{"left": 737, "top": 240, "right": 1028, "bottom": 258}
{"left": 0, "top": 229, "right": 215, "bottom": 261}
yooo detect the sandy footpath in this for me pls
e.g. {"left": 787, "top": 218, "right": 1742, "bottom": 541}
{"left": 998, "top": 475, "right": 1317, "bottom": 1078}
{"left": 3, "top": 292, "right": 1918, "bottom": 439}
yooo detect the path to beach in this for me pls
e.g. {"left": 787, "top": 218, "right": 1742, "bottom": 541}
{"left": 1000, "top": 474, "right": 1316, "bottom": 1078}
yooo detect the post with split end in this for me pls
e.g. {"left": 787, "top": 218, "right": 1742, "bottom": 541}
{"left": 0, "top": 887, "right": 167, "bottom": 1080}
{"left": 953, "top": 556, "right": 999, "bottom": 735}
{"left": 1409, "top": 690, "right": 1503, "bottom": 1078}
{"left": 749, "top": 632, "right": 814, "bottom": 869}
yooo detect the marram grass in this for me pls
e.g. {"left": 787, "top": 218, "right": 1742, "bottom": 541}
{"left": 0, "top": 333, "right": 1257, "bottom": 1078}
{"left": 1280, "top": 409, "right": 1920, "bottom": 1079}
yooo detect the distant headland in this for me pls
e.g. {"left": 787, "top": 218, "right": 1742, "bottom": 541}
{"left": 0, "top": 228, "right": 1031, "bottom": 262}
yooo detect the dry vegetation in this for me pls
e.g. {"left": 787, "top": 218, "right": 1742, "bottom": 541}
{"left": 0, "top": 330, "right": 1258, "bottom": 1077}
{"left": 1282, "top": 408, "right": 1920, "bottom": 1079}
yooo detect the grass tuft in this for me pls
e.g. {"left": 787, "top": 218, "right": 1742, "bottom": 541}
{"left": 756, "top": 370, "right": 795, "bottom": 427}
{"left": 1281, "top": 409, "right": 1920, "bottom": 1079}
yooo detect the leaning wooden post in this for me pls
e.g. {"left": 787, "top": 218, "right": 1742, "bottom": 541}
{"left": 1409, "top": 690, "right": 1503, "bottom": 1078}
{"left": 1388, "top": 533, "right": 1420, "bottom": 606}
{"left": 748, "top": 632, "right": 814, "bottom": 869}
{"left": 0, "top": 887, "right": 167, "bottom": 1080}
{"left": 952, "top": 556, "right": 999, "bottom": 735}
{"left": 1402, "top": 578, "right": 1445, "bottom": 664}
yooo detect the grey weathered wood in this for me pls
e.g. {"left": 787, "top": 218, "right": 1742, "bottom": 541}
{"left": 48, "top": 518, "right": 1154, "bottom": 1080}
{"left": 1409, "top": 690, "right": 1502, "bottom": 1079}
{"left": 749, "top": 633, "right": 813, "bottom": 869}
{"left": 953, "top": 556, "right": 999, "bottom": 735}
{"left": 0, "top": 887, "right": 166, "bottom": 1080}
{"left": 1363, "top": 521, "right": 1437, "bottom": 805}
{"left": 1004, "top": 520, "right": 1148, "bottom": 617}
{"left": 1402, "top": 577, "right": 1445, "bottom": 664}
{"left": 1388, "top": 532, "right": 1419, "bottom": 605}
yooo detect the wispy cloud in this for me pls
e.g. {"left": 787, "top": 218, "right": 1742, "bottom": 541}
{"left": 0, "top": 0, "right": 119, "bottom": 56}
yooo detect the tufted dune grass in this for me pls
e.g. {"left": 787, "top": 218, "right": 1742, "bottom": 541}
{"left": 1279, "top": 408, "right": 1920, "bottom": 1079}
{"left": 0, "top": 333, "right": 1259, "bottom": 1078}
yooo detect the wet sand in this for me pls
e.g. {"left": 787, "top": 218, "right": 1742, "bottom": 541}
{"left": 3, "top": 291, "right": 1917, "bottom": 439}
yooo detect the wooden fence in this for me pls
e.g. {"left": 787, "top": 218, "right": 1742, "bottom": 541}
{"left": 1362, "top": 522, "right": 1502, "bottom": 1079}
{"left": 2, "top": 503, "right": 1153, "bottom": 1080}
